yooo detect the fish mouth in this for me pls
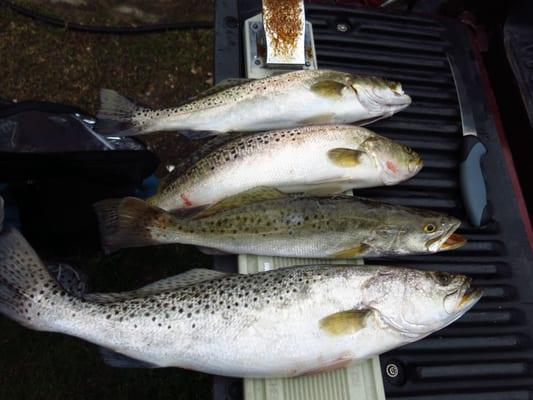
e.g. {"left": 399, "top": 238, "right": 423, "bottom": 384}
{"left": 408, "top": 156, "right": 423, "bottom": 175}
{"left": 440, "top": 233, "right": 467, "bottom": 251}
{"left": 458, "top": 287, "right": 483, "bottom": 309}
{"left": 385, "top": 94, "right": 412, "bottom": 109}
{"left": 444, "top": 282, "right": 482, "bottom": 316}
{"left": 426, "top": 223, "right": 466, "bottom": 252}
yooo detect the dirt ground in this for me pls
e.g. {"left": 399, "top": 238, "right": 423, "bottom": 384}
{"left": 18, "top": 0, "right": 214, "bottom": 26}
{"left": 0, "top": 2, "right": 216, "bottom": 399}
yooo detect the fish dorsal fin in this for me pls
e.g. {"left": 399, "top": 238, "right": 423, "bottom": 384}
{"left": 327, "top": 148, "right": 367, "bottom": 167}
{"left": 84, "top": 269, "right": 228, "bottom": 303}
{"left": 137, "top": 269, "right": 227, "bottom": 291}
{"left": 193, "top": 186, "right": 286, "bottom": 219}
{"left": 166, "top": 78, "right": 255, "bottom": 116}
{"left": 157, "top": 133, "right": 249, "bottom": 193}
{"left": 311, "top": 80, "right": 350, "bottom": 98}
{"left": 198, "top": 78, "right": 254, "bottom": 97}
{"left": 319, "top": 309, "right": 371, "bottom": 335}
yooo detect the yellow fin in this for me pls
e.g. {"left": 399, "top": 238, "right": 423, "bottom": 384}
{"left": 328, "top": 148, "right": 366, "bottom": 167}
{"left": 193, "top": 186, "right": 286, "bottom": 219}
{"left": 300, "top": 113, "right": 336, "bottom": 125}
{"left": 319, "top": 310, "right": 371, "bottom": 336}
{"left": 310, "top": 80, "right": 348, "bottom": 98}
{"left": 331, "top": 243, "right": 369, "bottom": 258}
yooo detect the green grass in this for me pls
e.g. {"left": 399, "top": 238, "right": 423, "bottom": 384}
{"left": 0, "top": 3, "right": 218, "bottom": 399}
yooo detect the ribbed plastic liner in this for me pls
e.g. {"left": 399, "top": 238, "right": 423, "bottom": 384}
{"left": 214, "top": 2, "right": 533, "bottom": 399}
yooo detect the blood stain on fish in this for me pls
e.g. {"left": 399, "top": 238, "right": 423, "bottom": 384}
{"left": 386, "top": 161, "right": 398, "bottom": 174}
{"left": 180, "top": 194, "right": 193, "bottom": 207}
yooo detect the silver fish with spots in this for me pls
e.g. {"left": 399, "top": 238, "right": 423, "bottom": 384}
{"left": 149, "top": 125, "right": 422, "bottom": 211}
{"left": 95, "top": 69, "right": 411, "bottom": 138}
{"left": 94, "top": 187, "right": 466, "bottom": 256}
{"left": 0, "top": 229, "right": 481, "bottom": 378}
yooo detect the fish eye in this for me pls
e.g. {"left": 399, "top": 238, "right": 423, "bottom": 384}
{"left": 424, "top": 223, "right": 437, "bottom": 233}
{"left": 432, "top": 271, "right": 452, "bottom": 286}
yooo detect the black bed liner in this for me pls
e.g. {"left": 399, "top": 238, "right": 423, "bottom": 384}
{"left": 213, "top": 2, "right": 533, "bottom": 399}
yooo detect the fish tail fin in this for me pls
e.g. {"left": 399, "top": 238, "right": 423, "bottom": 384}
{"left": 0, "top": 228, "right": 68, "bottom": 331}
{"left": 94, "top": 197, "right": 177, "bottom": 253}
{"left": 96, "top": 89, "right": 154, "bottom": 136}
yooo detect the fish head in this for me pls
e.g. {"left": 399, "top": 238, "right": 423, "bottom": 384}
{"left": 348, "top": 75, "right": 412, "bottom": 117}
{"left": 363, "top": 267, "right": 482, "bottom": 337}
{"left": 359, "top": 136, "right": 423, "bottom": 184}
{"left": 395, "top": 210, "right": 466, "bottom": 254}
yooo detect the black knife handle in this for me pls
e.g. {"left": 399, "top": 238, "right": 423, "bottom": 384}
{"left": 460, "top": 135, "right": 490, "bottom": 227}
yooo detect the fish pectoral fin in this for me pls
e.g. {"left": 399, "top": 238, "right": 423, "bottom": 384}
{"left": 311, "top": 80, "right": 349, "bottom": 98}
{"left": 328, "top": 148, "right": 367, "bottom": 167}
{"left": 193, "top": 186, "right": 286, "bottom": 219}
{"left": 99, "top": 347, "right": 159, "bottom": 369}
{"left": 331, "top": 243, "right": 370, "bottom": 258}
{"left": 319, "top": 309, "right": 371, "bottom": 336}
{"left": 300, "top": 113, "right": 336, "bottom": 125}
{"left": 85, "top": 269, "right": 229, "bottom": 303}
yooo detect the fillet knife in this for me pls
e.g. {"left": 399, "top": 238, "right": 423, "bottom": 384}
{"left": 448, "top": 54, "right": 489, "bottom": 227}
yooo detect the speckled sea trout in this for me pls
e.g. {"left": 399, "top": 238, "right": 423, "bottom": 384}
{"left": 0, "top": 229, "right": 481, "bottom": 378}
{"left": 95, "top": 69, "right": 411, "bottom": 138}
{"left": 149, "top": 125, "right": 422, "bottom": 211}
{"left": 95, "top": 188, "right": 466, "bottom": 256}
